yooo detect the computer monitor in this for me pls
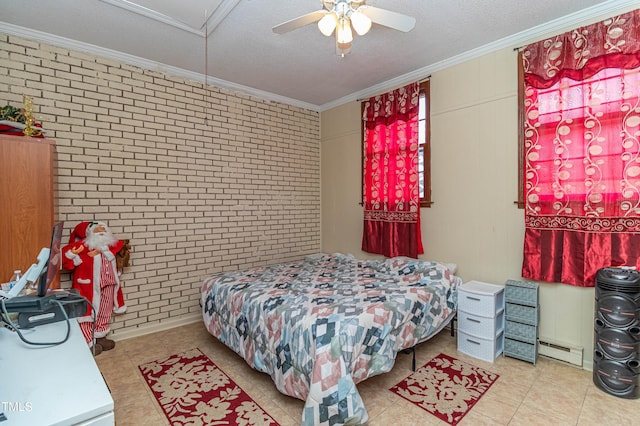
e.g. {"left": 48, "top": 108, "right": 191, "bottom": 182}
{"left": 35, "top": 221, "right": 64, "bottom": 297}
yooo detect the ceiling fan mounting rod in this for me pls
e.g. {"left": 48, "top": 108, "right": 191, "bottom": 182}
{"left": 322, "top": 0, "right": 365, "bottom": 17}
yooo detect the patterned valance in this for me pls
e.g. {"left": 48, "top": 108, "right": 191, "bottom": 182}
{"left": 362, "top": 82, "right": 420, "bottom": 128}
{"left": 522, "top": 9, "right": 640, "bottom": 89}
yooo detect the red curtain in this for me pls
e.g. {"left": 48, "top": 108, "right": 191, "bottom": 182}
{"left": 521, "top": 10, "right": 640, "bottom": 287}
{"left": 362, "top": 82, "right": 423, "bottom": 258}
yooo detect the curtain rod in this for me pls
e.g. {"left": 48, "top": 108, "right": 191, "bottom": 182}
{"left": 357, "top": 75, "right": 431, "bottom": 102}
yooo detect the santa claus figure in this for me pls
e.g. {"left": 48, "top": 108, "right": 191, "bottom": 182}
{"left": 62, "top": 221, "right": 127, "bottom": 355}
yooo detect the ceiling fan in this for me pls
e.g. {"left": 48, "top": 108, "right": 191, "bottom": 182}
{"left": 272, "top": 0, "right": 416, "bottom": 56}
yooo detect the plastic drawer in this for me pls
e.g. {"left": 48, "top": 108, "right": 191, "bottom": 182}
{"left": 505, "top": 320, "right": 537, "bottom": 344}
{"left": 505, "top": 302, "right": 538, "bottom": 326}
{"left": 458, "top": 310, "right": 504, "bottom": 340}
{"left": 505, "top": 280, "right": 539, "bottom": 307}
{"left": 459, "top": 281, "right": 505, "bottom": 318}
{"left": 458, "top": 329, "right": 504, "bottom": 363}
{"left": 504, "top": 337, "right": 537, "bottom": 364}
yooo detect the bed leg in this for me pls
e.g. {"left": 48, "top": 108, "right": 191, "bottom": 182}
{"left": 401, "top": 346, "right": 417, "bottom": 371}
{"left": 450, "top": 314, "right": 456, "bottom": 337}
{"left": 411, "top": 346, "right": 416, "bottom": 372}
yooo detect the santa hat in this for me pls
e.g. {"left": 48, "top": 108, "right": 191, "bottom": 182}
{"left": 68, "top": 221, "right": 91, "bottom": 244}
{"left": 87, "top": 221, "right": 108, "bottom": 233}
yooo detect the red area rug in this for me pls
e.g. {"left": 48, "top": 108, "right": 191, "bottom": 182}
{"left": 139, "top": 348, "right": 279, "bottom": 426}
{"left": 390, "top": 353, "right": 499, "bottom": 425}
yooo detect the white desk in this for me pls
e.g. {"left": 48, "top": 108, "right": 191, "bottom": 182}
{"left": 0, "top": 319, "right": 114, "bottom": 425}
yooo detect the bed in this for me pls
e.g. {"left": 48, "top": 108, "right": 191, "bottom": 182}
{"left": 201, "top": 253, "right": 461, "bottom": 425}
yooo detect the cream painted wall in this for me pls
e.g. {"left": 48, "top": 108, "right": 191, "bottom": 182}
{"left": 321, "top": 104, "right": 365, "bottom": 256}
{"left": 320, "top": 47, "right": 596, "bottom": 370}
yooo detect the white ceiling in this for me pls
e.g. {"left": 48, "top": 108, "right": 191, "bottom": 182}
{"left": 1, "top": 0, "right": 639, "bottom": 111}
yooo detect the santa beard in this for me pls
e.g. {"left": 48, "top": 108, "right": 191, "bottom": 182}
{"left": 85, "top": 228, "right": 117, "bottom": 252}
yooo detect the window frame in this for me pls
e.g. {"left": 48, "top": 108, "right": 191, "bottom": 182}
{"left": 516, "top": 50, "right": 525, "bottom": 209}
{"left": 418, "top": 81, "right": 432, "bottom": 208}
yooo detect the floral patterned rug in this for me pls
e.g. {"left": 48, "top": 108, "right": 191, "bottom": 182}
{"left": 139, "top": 348, "right": 279, "bottom": 426}
{"left": 390, "top": 353, "right": 499, "bottom": 425}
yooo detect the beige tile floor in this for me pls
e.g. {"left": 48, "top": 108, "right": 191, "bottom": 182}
{"left": 95, "top": 322, "right": 639, "bottom": 426}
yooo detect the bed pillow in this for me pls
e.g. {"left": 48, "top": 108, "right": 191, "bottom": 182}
{"left": 374, "top": 257, "right": 435, "bottom": 276}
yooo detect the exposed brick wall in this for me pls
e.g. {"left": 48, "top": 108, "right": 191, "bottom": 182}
{"left": 0, "top": 33, "right": 321, "bottom": 336}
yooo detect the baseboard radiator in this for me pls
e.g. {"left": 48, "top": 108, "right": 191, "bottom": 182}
{"left": 537, "top": 338, "right": 583, "bottom": 367}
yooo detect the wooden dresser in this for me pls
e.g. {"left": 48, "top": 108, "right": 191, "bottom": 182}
{"left": 0, "top": 135, "right": 56, "bottom": 284}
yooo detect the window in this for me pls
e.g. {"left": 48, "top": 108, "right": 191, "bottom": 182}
{"left": 517, "top": 7, "right": 640, "bottom": 287}
{"left": 361, "top": 80, "right": 431, "bottom": 207}
{"left": 517, "top": 52, "right": 640, "bottom": 210}
{"left": 361, "top": 82, "right": 424, "bottom": 257}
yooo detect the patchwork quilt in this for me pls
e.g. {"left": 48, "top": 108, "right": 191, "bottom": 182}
{"left": 201, "top": 253, "right": 461, "bottom": 425}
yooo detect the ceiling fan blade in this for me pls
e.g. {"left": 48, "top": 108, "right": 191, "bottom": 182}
{"left": 272, "top": 10, "right": 328, "bottom": 34}
{"left": 358, "top": 5, "right": 416, "bottom": 32}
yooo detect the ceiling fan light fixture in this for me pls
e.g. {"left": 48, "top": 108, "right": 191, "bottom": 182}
{"left": 318, "top": 13, "right": 337, "bottom": 36}
{"left": 350, "top": 10, "right": 371, "bottom": 36}
{"left": 336, "top": 17, "right": 353, "bottom": 44}
{"left": 337, "top": 40, "right": 351, "bottom": 57}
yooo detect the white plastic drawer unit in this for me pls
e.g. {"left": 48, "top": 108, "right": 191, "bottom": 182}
{"left": 457, "top": 280, "right": 505, "bottom": 362}
{"left": 458, "top": 280, "right": 505, "bottom": 318}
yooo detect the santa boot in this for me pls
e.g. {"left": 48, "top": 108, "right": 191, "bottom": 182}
{"left": 96, "top": 337, "right": 116, "bottom": 351}
{"left": 91, "top": 343, "right": 103, "bottom": 356}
